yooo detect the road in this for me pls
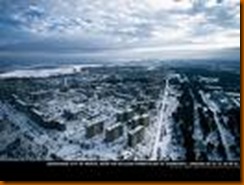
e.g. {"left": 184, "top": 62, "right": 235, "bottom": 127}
{"left": 150, "top": 78, "right": 169, "bottom": 160}
{"left": 199, "top": 91, "right": 233, "bottom": 160}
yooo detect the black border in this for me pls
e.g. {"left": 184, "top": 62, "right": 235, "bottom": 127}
{"left": 0, "top": 161, "right": 240, "bottom": 181}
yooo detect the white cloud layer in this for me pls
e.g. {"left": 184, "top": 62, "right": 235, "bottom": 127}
{"left": 0, "top": 0, "right": 240, "bottom": 53}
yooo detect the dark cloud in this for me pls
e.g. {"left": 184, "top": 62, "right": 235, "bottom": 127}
{"left": 0, "top": 0, "right": 240, "bottom": 54}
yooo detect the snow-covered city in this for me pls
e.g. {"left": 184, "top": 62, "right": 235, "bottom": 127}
{"left": 0, "top": 0, "right": 240, "bottom": 181}
{"left": 0, "top": 60, "right": 240, "bottom": 162}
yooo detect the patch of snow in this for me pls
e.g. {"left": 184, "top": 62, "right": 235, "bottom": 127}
{"left": 0, "top": 64, "right": 101, "bottom": 79}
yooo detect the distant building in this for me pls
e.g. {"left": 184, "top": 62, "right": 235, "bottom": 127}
{"left": 29, "top": 91, "right": 52, "bottom": 101}
{"left": 127, "top": 114, "right": 150, "bottom": 129}
{"left": 47, "top": 120, "right": 66, "bottom": 131}
{"left": 116, "top": 108, "right": 133, "bottom": 122}
{"left": 30, "top": 108, "right": 45, "bottom": 126}
{"left": 105, "top": 122, "right": 123, "bottom": 142}
{"left": 116, "top": 111, "right": 124, "bottom": 122}
{"left": 132, "top": 100, "right": 155, "bottom": 114}
{"left": 30, "top": 108, "right": 66, "bottom": 131}
{"left": 128, "top": 125, "right": 144, "bottom": 147}
{"left": 132, "top": 102, "right": 145, "bottom": 114}
{"left": 140, "top": 114, "right": 150, "bottom": 127}
{"left": 11, "top": 94, "right": 30, "bottom": 112}
{"left": 127, "top": 118, "right": 138, "bottom": 130}
{"left": 15, "top": 99, "right": 29, "bottom": 111}
{"left": 148, "top": 100, "right": 156, "bottom": 110}
{"left": 85, "top": 120, "right": 104, "bottom": 139}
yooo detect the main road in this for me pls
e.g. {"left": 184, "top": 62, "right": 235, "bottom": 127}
{"left": 150, "top": 78, "right": 169, "bottom": 160}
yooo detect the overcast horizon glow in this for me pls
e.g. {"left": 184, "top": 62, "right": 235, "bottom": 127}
{"left": 0, "top": 0, "right": 240, "bottom": 59}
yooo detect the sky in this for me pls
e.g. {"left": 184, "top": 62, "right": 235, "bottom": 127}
{"left": 0, "top": 0, "right": 240, "bottom": 59}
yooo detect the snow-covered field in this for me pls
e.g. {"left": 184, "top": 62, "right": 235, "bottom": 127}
{"left": 199, "top": 91, "right": 238, "bottom": 161}
{"left": 0, "top": 65, "right": 240, "bottom": 162}
{"left": 0, "top": 64, "right": 101, "bottom": 79}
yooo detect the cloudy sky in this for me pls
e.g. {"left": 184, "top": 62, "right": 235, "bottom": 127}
{"left": 0, "top": 0, "right": 240, "bottom": 59}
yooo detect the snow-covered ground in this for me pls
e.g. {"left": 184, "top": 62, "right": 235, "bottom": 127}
{"left": 0, "top": 65, "right": 239, "bottom": 162}
{"left": 0, "top": 64, "right": 101, "bottom": 79}
{"left": 199, "top": 91, "right": 237, "bottom": 161}
{"left": 150, "top": 78, "right": 169, "bottom": 160}
{"left": 150, "top": 74, "right": 184, "bottom": 160}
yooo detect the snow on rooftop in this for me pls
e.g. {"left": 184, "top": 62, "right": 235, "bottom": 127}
{"left": 106, "top": 122, "right": 122, "bottom": 131}
{"left": 128, "top": 125, "right": 144, "bottom": 135}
